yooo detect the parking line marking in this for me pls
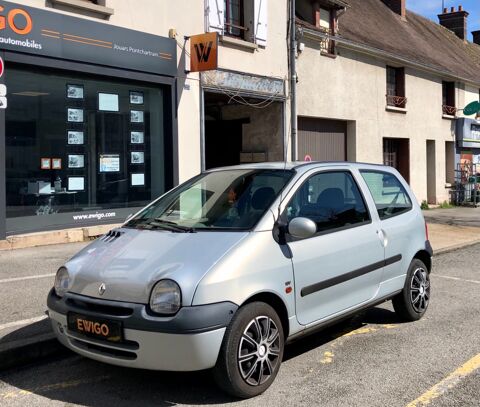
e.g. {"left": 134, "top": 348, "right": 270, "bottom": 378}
{"left": 434, "top": 275, "right": 480, "bottom": 284}
{"left": 0, "top": 315, "right": 47, "bottom": 331}
{"left": 405, "top": 353, "right": 480, "bottom": 407}
{"left": 0, "top": 273, "right": 55, "bottom": 284}
{"left": 0, "top": 375, "right": 111, "bottom": 400}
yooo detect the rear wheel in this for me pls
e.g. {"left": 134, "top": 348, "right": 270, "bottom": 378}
{"left": 393, "top": 258, "right": 431, "bottom": 321}
{"left": 213, "top": 302, "right": 284, "bottom": 399}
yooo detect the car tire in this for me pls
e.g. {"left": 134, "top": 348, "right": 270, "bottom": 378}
{"left": 213, "top": 301, "right": 284, "bottom": 399}
{"left": 392, "top": 258, "right": 431, "bottom": 321}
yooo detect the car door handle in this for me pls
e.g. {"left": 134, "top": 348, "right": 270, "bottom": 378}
{"left": 376, "top": 229, "right": 388, "bottom": 248}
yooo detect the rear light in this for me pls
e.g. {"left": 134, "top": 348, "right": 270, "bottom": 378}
{"left": 425, "top": 221, "right": 429, "bottom": 241}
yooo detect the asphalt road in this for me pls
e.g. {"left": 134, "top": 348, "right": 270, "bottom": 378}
{"left": 0, "top": 245, "right": 479, "bottom": 406}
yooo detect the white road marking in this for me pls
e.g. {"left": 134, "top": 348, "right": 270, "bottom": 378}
{"left": 0, "top": 315, "right": 48, "bottom": 331}
{"left": 0, "top": 273, "right": 55, "bottom": 284}
{"left": 434, "top": 275, "right": 480, "bottom": 284}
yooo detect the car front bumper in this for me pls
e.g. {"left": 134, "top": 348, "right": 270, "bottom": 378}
{"left": 47, "top": 289, "right": 237, "bottom": 371}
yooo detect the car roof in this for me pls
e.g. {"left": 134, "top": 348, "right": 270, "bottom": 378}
{"left": 206, "top": 161, "right": 394, "bottom": 175}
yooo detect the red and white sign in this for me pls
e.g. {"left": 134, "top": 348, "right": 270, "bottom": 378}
{"left": 304, "top": 154, "right": 312, "bottom": 162}
{"left": 0, "top": 57, "right": 4, "bottom": 78}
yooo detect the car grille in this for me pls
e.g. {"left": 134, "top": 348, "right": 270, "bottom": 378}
{"left": 66, "top": 297, "right": 134, "bottom": 317}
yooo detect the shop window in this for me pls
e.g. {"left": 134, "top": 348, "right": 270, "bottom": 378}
{"left": 207, "top": 0, "right": 268, "bottom": 46}
{"left": 442, "top": 81, "right": 456, "bottom": 116}
{"left": 5, "top": 64, "right": 170, "bottom": 232}
{"left": 386, "top": 66, "right": 406, "bottom": 108}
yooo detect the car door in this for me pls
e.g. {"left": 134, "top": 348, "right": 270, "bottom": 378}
{"left": 286, "top": 169, "right": 385, "bottom": 326}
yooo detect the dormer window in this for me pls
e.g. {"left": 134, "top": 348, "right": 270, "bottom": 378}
{"left": 315, "top": 5, "right": 335, "bottom": 54}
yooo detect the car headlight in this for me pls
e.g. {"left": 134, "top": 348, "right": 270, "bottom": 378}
{"left": 149, "top": 280, "right": 181, "bottom": 315}
{"left": 54, "top": 266, "right": 70, "bottom": 297}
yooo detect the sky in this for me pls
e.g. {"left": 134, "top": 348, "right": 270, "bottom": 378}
{"left": 406, "top": 0, "right": 480, "bottom": 41}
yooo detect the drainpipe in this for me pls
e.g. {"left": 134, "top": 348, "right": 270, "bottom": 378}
{"left": 290, "top": 0, "right": 297, "bottom": 161}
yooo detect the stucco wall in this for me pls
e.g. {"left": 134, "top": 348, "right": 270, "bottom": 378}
{"left": 296, "top": 40, "right": 474, "bottom": 203}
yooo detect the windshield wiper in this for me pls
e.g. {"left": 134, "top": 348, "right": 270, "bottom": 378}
{"left": 150, "top": 218, "right": 196, "bottom": 233}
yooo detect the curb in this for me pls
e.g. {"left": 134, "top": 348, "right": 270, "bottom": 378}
{"left": 0, "top": 332, "right": 70, "bottom": 372}
{"left": 433, "top": 239, "right": 480, "bottom": 256}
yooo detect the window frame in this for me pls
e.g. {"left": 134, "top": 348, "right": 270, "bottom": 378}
{"left": 282, "top": 169, "right": 373, "bottom": 241}
{"left": 386, "top": 66, "right": 406, "bottom": 108}
{"left": 442, "top": 81, "right": 456, "bottom": 115}
{"left": 224, "top": 0, "right": 246, "bottom": 40}
{"left": 359, "top": 169, "right": 413, "bottom": 221}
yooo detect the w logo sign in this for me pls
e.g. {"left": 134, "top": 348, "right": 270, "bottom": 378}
{"left": 194, "top": 41, "right": 213, "bottom": 63}
{"left": 190, "top": 32, "right": 218, "bottom": 72}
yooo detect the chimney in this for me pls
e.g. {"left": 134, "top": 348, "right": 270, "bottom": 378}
{"left": 381, "top": 0, "right": 406, "bottom": 19}
{"left": 472, "top": 30, "right": 480, "bottom": 45}
{"left": 438, "top": 5, "right": 469, "bottom": 41}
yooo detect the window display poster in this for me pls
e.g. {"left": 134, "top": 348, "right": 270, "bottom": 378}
{"left": 68, "top": 177, "right": 84, "bottom": 191}
{"left": 68, "top": 154, "right": 85, "bottom": 168}
{"left": 68, "top": 131, "right": 84, "bottom": 145}
{"left": 99, "top": 154, "right": 120, "bottom": 172}
{"left": 130, "top": 110, "right": 144, "bottom": 123}
{"left": 67, "top": 84, "right": 84, "bottom": 99}
{"left": 131, "top": 151, "right": 144, "bottom": 164}
{"left": 98, "top": 93, "right": 119, "bottom": 112}
{"left": 131, "top": 173, "right": 145, "bottom": 186}
{"left": 40, "top": 158, "right": 51, "bottom": 170}
{"left": 52, "top": 158, "right": 62, "bottom": 170}
{"left": 130, "top": 131, "right": 144, "bottom": 144}
{"left": 130, "top": 91, "right": 144, "bottom": 105}
{"left": 67, "top": 108, "right": 84, "bottom": 123}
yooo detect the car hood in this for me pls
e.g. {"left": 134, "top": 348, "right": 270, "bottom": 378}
{"left": 65, "top": 227, "right": 249, "bottom": 305}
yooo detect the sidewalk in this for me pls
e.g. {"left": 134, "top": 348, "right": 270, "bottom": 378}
{"left": 1, "top": 217, "right": 479, "bottom": 371}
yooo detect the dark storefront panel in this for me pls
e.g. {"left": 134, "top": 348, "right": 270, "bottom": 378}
{"left": 298, "top": 118, "right": 346, "bottom": 161}
{"left": 4, "top": 64, "right": 172, "bottom": 235}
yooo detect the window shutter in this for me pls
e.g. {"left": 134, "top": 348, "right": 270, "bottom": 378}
{"left": 254, "top": 0, "right": 268, "bottom": 46}
{"left": 206, "top": 0, "right": 224, "bottom": 33}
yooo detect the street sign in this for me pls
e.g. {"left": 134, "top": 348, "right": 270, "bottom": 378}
{"left": 190, "top": 32, "right": 218, "bottom": 72}
{"left": 0, "top": 84, "right": 6, "bottom": 97}
{"left": 304, "top": 154, "right": 312, "bottom": 162}
{"left": 463, "top": 101, "right": 480, "bottom": 116}
{"left": 0, "top": 57, "right": 4, "bottom": 79}
{"left": 0, "top": 97, "right": 7, "bottom": 109}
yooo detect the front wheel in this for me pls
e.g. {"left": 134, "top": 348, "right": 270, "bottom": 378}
{"left": 392, "top": 258, "right": 431, "bottom": 321}
{"left": 213, "top": 302, "right": 284, "bottom": 399}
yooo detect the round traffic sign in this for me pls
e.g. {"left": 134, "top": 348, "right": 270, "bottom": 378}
{"left": 0, "top": 57, "right": 4, "bottom": 79}
{"left": 304, "top": 154, "right": 312, "bottom": 162}
{"left": 463, "top": 100, "right": 480, "bottom": 116}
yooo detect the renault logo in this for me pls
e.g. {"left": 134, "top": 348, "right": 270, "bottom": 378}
{"left": 98, "top": 283, "right": 106, "bottom": 296}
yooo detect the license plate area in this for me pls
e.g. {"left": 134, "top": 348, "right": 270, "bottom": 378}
{"left": 67, "top": 312, "right": 123, "bottom": 343}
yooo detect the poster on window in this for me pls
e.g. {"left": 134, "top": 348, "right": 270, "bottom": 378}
{"left": 130, "top": 110, "right": 144, "bottom": 123}
{"left": 68, "top": 177, "right": 85, "bottom": 191}
{"left": 99, "top": 154, "right": 120, "bottom": 172}
{"left": 67, "top": 108, "right": 84, "bottom": 123}
{"left": 98, "top": 92, "right": 119, "bottom": 112}
{"left": 130, "top": 91, "right": 144, "bottom": 105}
{"left": 131, "top": 151, "right": 144, "bottom": 164}
{"left": 67, "top": 131, "right": 84, "bottom": 145}
{"left": 67, "top": 84, "right": 84, "bottom": 99}
{"left": 130, "top": 131, "right": 144, "bottom": 144}
{"left": 68, "top": 154, "right": 85, "bottom": 168}
{"left": 131, "top": 173, "right": 145, "bottom": 186}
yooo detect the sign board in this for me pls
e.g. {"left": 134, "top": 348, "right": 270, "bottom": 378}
{"left": 0, "top": 0, "right": 176, "bottom": 76}
{"left": 463, "top": 101, "right": 480, "bottom": 116}
{"left": 456, "top": 118, "right": 480, "bottom": 149}
{"left": 0, "top": 96, "right": 7, "bottom": 109}
{"left": 190, "top": 32, "right": 218, "bottom": 72}
{"left": 0, "top": 84, "right": 6, "bottom": 96}
{"left": 0, "top": 56, "right": 3, "bottom": 78}
{"left": 304, "top": 154, "right": 312, "bottom": 162}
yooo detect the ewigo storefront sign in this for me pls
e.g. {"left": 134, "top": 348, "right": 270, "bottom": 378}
{"left": 0, "top": 0, "right": 176, "bottom": 75}
{"left": 0, "top": 1, "right": 178, "bottom": 238}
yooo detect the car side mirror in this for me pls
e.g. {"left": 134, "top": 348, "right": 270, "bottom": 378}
{"left": 288, "top": 217, "right": 317, "bottom": 239}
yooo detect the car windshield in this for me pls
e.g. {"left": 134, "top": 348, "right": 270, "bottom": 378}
{"left": 125, "top": 169, "right": 294, "bottom": 231}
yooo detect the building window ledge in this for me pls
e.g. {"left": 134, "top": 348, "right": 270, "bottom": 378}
{"left": 49, "top": 0, "right": 114, "bottom": 19}
{"left": 320, "top": 51, "right": 337, "bottom": 59}
{"left": 442, "top": 114, "right": 456, "bottom": 120}
{"left": 386, "top": 105, "right": 407, "bottom": 114}
{"left": 219, "top": 35, "right": 258, "bottom": 52}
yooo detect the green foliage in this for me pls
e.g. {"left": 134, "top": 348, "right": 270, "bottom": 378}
{"left": 438, "top": 200, "right": 453, "bottom": 209}
{"left": 420, "top": 200, "right": 429, "bottom": 210}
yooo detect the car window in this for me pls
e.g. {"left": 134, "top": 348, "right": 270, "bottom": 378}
{"left": 286, "top": 171, "right": 370, "bottom": 234}
{"left": 360, "top": 170, "right": 412, "bottom": 219}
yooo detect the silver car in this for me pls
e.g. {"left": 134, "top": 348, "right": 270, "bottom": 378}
{"left": 47, "top": 162, "right": 432, "bottom": 398}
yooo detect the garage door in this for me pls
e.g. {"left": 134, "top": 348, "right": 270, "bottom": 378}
{"left": 298, "top": 118, "right": 346, "bottom": 161}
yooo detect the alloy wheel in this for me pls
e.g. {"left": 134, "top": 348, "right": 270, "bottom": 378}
{"left": 237, "top": 316, "right": 281, "bottom": 386}
{"left": 410, "top": 267, "right": 430, "bottom": 313}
